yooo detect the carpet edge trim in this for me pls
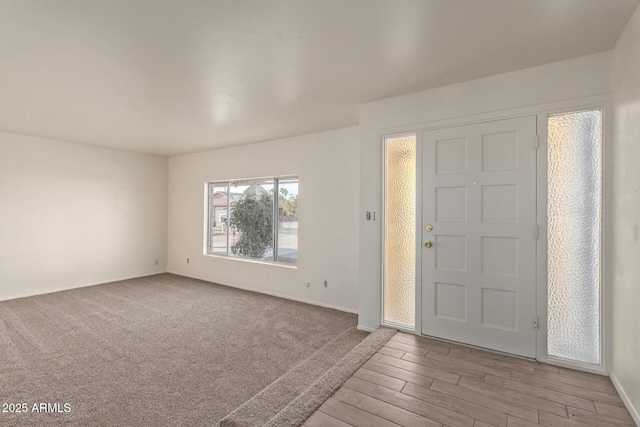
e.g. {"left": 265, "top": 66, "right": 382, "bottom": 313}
{"left": 219, "top": 326, "right": 363, "bottom": 427}
{"left": 263, "top": 326, "right": 398, "bottom": 427}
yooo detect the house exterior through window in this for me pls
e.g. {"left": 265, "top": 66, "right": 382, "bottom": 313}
{"left": 206, "top": 177, "right": 298, "bottom": 265}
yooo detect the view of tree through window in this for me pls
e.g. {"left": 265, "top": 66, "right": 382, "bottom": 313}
{"left": 207, "top": 177, "right": 298, "bottom": 265}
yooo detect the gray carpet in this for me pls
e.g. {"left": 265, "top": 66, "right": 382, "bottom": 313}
{"left": 0, "top": 274, "right": 363, "bottom": 426}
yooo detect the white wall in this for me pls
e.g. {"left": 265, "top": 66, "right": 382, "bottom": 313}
{"left": 358, "top": 51, "right": 613, "bottom": 331}
{"left": 611, "top": 3, "right": 640, "bottom": 423}
{"left": 0, "top": 131, "right": 168, "bottom": 301}
{"left": 167, "top": 126, "right": 360, "bottom": 313}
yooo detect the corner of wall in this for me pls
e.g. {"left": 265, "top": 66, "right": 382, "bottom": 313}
{"left": 610, "top": 2, "right": 640, "bottom": 423}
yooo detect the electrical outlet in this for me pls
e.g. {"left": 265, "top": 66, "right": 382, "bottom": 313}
{"left": 324, "top": 280, "right": 328, "bottom": 288}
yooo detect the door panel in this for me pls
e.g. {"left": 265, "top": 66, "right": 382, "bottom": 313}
{"left": 421, "top": 116, "right": 537, "bottom": 358}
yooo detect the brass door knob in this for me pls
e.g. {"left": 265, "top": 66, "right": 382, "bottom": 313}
{"left": 425, "top": 241, "right": 432, "bottom": 248}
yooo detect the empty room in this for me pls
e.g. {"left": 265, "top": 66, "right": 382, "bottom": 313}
{"left": 1, "top": 1, "right": 640, "bottom": 426}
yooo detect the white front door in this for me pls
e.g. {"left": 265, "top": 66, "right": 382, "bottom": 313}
{"left": 421, "top": 116, "right": 537, "bottom": 358}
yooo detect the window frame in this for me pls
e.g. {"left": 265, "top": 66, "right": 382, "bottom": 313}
{"left": 205, "top": 175, "right": 298, "bottom": 267}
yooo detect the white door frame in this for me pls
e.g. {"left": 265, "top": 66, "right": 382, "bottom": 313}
{"left": 379, "top": 93, "right": 612, "bottom": 374}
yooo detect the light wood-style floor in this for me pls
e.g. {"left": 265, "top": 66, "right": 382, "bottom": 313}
{"left": 304, "top": 331, "right": 636, "bottom": 427}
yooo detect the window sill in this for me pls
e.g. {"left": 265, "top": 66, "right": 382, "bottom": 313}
{"left": 203, "top": 253, "right": 298, "bottom": 269}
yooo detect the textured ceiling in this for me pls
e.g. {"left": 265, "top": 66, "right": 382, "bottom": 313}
{"left": 0, "top": 0, "right": 638, "bottom": 156}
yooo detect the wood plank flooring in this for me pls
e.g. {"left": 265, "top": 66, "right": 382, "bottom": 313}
{"left": 304, "top": 332, "right": 636, "bottom": 427}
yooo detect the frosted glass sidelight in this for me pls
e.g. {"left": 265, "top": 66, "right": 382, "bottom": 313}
{"left": 547, "top": 110, "right": 602, "bottom": 365}
{"left": 384, "top": 135, "right": 416, "bottom": 328}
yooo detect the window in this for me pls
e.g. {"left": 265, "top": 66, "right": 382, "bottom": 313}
{"left": 547, "top": 109, "right": 602, "bottom": 365}
{"left": 383, "top": 134, "right": 416, "bottom": 328}
{"left": 207, "top": 177, "right": 298, "bottom": 265}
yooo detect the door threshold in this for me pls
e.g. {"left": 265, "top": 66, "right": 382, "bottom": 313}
{"left": 417, "top": 332, "right": 536, "bottom": 362}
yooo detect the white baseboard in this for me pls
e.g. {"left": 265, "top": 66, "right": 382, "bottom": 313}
{"left": 611, "top": 372, "right": 640, "bottom": 426}
{"left": 166, "top": 270, "right": 359, "bottom": 315}
{"left": 1, "top": 269, "right": 360, "bottom": 317}
{"left": 0, "top": 270, "right": 167, "bottom": 302}
{"left": 357, "top": 325, "right": 377, "bottom": 332}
